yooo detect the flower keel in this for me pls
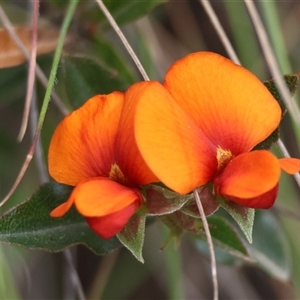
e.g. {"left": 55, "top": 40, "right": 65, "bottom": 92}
{"left": 86, "top": 202, "right": 139, "bottom": 239}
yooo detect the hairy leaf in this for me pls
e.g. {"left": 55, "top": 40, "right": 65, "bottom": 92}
{"left": 118, "top": 208, "right": 146, "bottom": 263}
{"left": 218, "top": 198, "right": 255, "bottom": 243}
{"left": 0, "top": 182, "right": 120, "bottom": 255}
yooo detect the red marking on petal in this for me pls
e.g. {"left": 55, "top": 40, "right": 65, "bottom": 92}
{"left": 115, "top": 81, "right": 159, "bottom": 185}
{"left": 86, "top": 201, "right": 139, "bottom": 239}
{"left": 224, "top": 184, "right": 279, "bottom": 209}
{"left": 164, "top": 52, "right": 281, "bottom": 155}
{"left": 133, "top": 80, "right": 217, "bottom": 194}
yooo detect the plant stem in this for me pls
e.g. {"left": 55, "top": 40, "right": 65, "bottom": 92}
{"left": 87, "top": 249, "right": 120, "bottom": 300}
{"left": 162, "top": 226, "right": 185, "bottom": 300}
{"left": 0, "top": 0, "right": 78, "bottom": 205}
{"left": 95, "top": 0, "right": 149, "bottom": 81}
{"left": 244, "top": 0, "right": 300, "bottom": 127}
{"left": 193, "top": 189, "right": 218, "bottom": 300}
{"left": 199, "top": 0, "right": 240, "bottom": 64}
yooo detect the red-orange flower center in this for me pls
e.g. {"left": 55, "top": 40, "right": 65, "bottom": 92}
{"left": 216, "top": 146, "right": 233, "bottom": 172}
{"left": 109, "top": 163, "right": 129, "bottom": 186}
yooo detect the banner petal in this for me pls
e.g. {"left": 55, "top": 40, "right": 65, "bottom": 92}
{"left": 48, "top": 93, "right": 124, "bottom": 186}
{"left": 164, "top": 52, "right": 281, "bottom": 155}
{"left": 134, "top": 81, "right": 217, "bottom": 194}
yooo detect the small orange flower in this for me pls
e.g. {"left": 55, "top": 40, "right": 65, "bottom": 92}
{"left": 133, "top": 52, "right": 300, "bottom": 209}
{"left": 48, "top": 92, "right": 157, "bottom": 239}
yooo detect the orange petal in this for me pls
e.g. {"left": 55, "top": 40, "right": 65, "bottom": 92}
{"left": 114, "top": 82, "right": 159, "bottom": 185}
{"left": 134, "top": 81, "right": 217, "bottom": 194}
{"left": 48, "top": 93, "right": 124, "bottom": 186}
{"left": 72, "top": 178, "right": 141, "bottom": 217}
{"left": 214, "top": 150, "right": 280, "bottom": 199}
{"left": 164, "top": 52, "right": 281, "bottom": 155}
{"left": 50, "top": 198, "right": 75, "bottom": 217}
{"left": 86, "top": 201, "right": 138, "bottom": 239}
{"left": 224, "top": 184, "right": 279, "bottom": 209}
{"left": 279, "top": 158, "right": 300, "bottom": 174}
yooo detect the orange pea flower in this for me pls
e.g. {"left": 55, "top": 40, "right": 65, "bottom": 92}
{"left": 48, "top": 92, "right": 158, "bottom": 239}
{"left": 133, "top": 52, "right": 300, "bottom": 209}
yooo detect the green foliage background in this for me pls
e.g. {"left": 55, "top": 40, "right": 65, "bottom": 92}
{"left": 0, "top": 0, "right": 300, "bottom": 299}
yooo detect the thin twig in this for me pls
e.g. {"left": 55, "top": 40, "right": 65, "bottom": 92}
{"left": 274, "top": 204, "right": 300, "bottom": 222}
{"left": 244, "top": 1, "right": 300, "bottom": 127}
{"left": 17, "top": 0, "right": 39, "bottom": 142}
{"left": 95, "top": 0, "right": 150, "bottom": 81}
{"left": 29, "top": 58, "right": 85, "bottom": 300}
{"left": 199, "top": 0, "right": 240, "bottom": 65}
{"left": 193, "top": 189, "right": 218, "bottom": 300}
{"left": 0, "top": 0, "right": 78, "bottom": 207}
{"left": 29, "top": 91, "right": 48, "bottom": 183}
{"left": 4, "top": 1, "right": 85, "bottom": 298}
{"left": 0, "top": 4, "right": 69, "bottom": 117}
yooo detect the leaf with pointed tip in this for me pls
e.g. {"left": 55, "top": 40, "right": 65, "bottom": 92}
{"left": 145, "top": 185, "right": 193, "bottom": 216}
{"left": 194, "top": 216, "right": 252, "bottom": 262}
{"left": 162, "top": 211, "right": 252, "bottom": 262}
{"left": 218, "top": 198, "right": 255, "bottom": 243}
{"left": 0, "top": 182, "right": 120, "bottom": 255}
{"left": 117, "top": 208, "right": 146, "bottom": 263}
{"left": 264, "top": 74, "right": 299, "bottom": 116}
{"left": 249, "top": 210, "right": 291, "bottom": 281}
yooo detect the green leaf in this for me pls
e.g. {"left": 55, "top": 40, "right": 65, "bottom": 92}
{"left": 194, "top": 240, "right": 238, "bottom": 265}
{"left": 93, "top": 37, "right": 136, "bottom": 84}
{"left": 85, "top": 0, "right": 167, "bottom": 27}
{"left": 253, "top": 128, "right": 280, "bottom": 150}
{"left": 248, "top": 210, "right": 291, "bottom": 281}
{"left": 206, "top": 216, "right": 251, "bottom": 261}
{"left": 255, "top": 74, "right": 300, "bottom": 150}
{"left": 0, "top": 182, "right": 120, "bottom": 255}
{"left": 145, "top": 185, "right": 193, "bottom": 216}
{"left": 0, "top": 65, "right": 27, "bottom": 106}
{"left": 218, "top": 198, "right": 255, "bottom": 243}
{"left": 194, "top": 216, "right": 252, "bottom": 263}
{"left": 117, "top": 208, "right": 146, "bottom": 263}
{"left": 59, "top": 55, "right": 128, "bottom": 109}
{"left": 264, "top": 73, "right": 299, "bottom": 116}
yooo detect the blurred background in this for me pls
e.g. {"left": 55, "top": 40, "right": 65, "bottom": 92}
{"left": 1, "top": 0, "right": 300, "bottom": 299}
